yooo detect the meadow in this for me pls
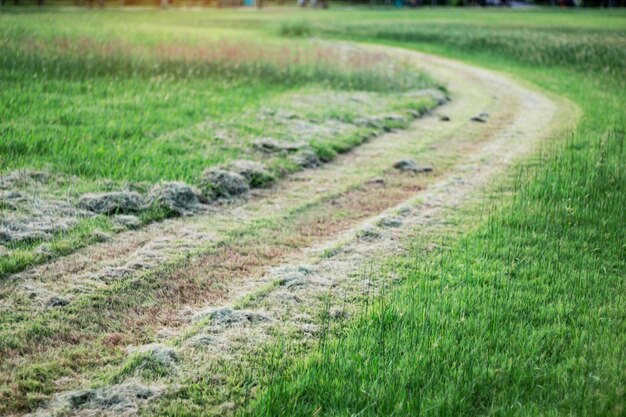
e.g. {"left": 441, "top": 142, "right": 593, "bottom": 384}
{"left": 244, "top": 8, "right": 626, "bottom": 417}
{"left": 0, "top": 12, "right": 433, "bottom": 182}
{"left": 0, "top": 12, "right": 438, "bottom": 277}
{"left": 0, "top": 6, "right": 624, "bottom": 417}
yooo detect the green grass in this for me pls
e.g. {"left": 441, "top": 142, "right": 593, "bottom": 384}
{"left": 0, "top": 10, "right": 439, "bottom": 276}
{"left": 0, "top": 6, "right": 624, "bottom": 417}
{"left": 0, "top": 15, "right": 430, "bottom": 182}
{"left": 239, "top": 8, "right": 626, "bottom": 417}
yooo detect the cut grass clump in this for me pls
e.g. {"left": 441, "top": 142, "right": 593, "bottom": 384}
{"left": 228, "top": 160, "right": 276, "bottom": 189}
{"left": 110, "top": 345, "right": 179, "bottom": 384}
{"left": 0, "top": 216, "right": 115, "bottom": 277}
{"left": 199, "top": 169, "right": 250, "bottom": 200}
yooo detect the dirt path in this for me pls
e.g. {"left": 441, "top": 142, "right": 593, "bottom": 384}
{"left": 1, "top": 53, "right": 489, "bottom": 308}
{"left": 12, "top": 45, "right": 577, "bottom": 417}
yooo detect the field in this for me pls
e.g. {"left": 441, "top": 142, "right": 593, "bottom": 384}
{"left": 0, "top": 13, "right": 439, "bottom": 276}
{"left": 0, "top": 6, "right": 624, "bottom": 417}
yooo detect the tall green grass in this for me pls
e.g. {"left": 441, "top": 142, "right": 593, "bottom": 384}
{"left": 0, "top": 11, "right": 440, "bottom": 279}
{"left": 328, "top": 23, "right": 625, "bottom": 77}
{"left": 0, "top": 15, "right": 431, "bottom": 182}
{"left": 250, "top": 124, "right": 625, "bottom": 417}
{"left": 247, "top": 9, "right": 626, "bottom": 417}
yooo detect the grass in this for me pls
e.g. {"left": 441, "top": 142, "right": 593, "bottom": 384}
{"left": 0, "top": 130, "right": 449, "bottom": 415}
{"left": 0, "top": 6, "right": 624, "bottom": 417}
{"left": 278, "top": 21, "right": 313, "bottom": 38}
{"left": 0, "top": 18, "right": 430, "bottom": 182}
{"left": 251, "top": 133, "right": 625, "bottom": 416}
{"left": 0, "top": 10, "right": 439, "bottom": 276}
{"left": 243, "top": 8, "right": 626, "bottom": 417}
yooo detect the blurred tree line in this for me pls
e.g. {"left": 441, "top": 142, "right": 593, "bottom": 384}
{"left": 353, "top": 0, "right": 623, "bottom": 6}
{"left": 0, "top": 0, "right": 623, "bottom": 8}
{"left": 0, "top": 0, "right": 244, "bottom": 6}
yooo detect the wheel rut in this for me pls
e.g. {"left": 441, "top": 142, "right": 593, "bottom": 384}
{"left": 12, "top": 45, "right": 578, "bottom": 417}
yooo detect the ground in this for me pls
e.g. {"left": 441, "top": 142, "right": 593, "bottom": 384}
{"left": 0, "top": 6, "right": 624, "bottom": 417}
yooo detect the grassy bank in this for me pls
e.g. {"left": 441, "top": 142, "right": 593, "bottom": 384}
{"left": 246, "top": 9, "right": 626, "bottom": 417}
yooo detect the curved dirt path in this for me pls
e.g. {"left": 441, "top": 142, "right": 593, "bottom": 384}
{"left": 12, "top": 45, "right": 578, "bottom": 417}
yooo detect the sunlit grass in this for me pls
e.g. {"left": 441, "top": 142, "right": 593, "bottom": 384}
{"left": 244, "top": 8, "right": 626, "bottom": 417}
{"left": 0, "top": 22, "right": 429, "bottom": 182}
{"left": 0, "top": 11, "right": 437, "bottom": 278}
{"left": 0, "top": 6, "right": 624, "bottom": 417}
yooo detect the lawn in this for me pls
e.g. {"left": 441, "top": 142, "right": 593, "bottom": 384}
{"left": 0, "top": 6, "right": 624, "bottom": 417}
{"left": 242, "top": 8, "right": 626, "bottom": 417}
{"left": 0, "top": 10, "right": 440, "bottom": 277}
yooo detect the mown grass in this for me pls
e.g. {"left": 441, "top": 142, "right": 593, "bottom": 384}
{"left": 251, "top": 129, "right": 625, "bottom": 417}
{"left": 0, "top": 10, "right": 439, "bottom": 277}
{"left": 0, "top": 7, "right": 624, "bottom": 417}
{"left": 242, "top": 8, "right": 626, "bottom": 417}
